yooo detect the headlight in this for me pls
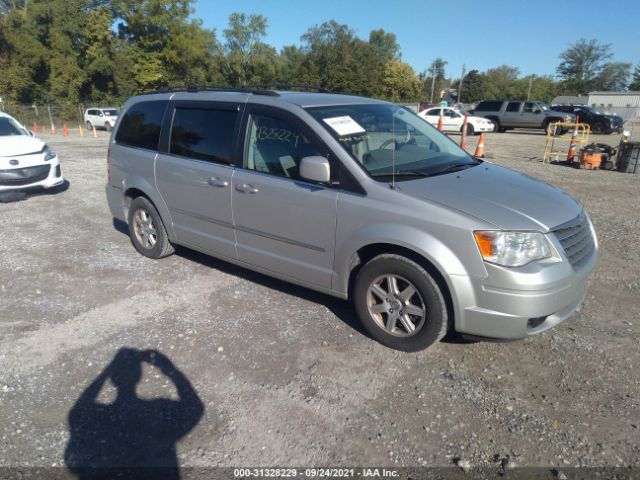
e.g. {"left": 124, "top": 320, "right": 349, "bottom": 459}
{"left": 43, "top": 145, "right": 56, "bottom": 161}
{"left": 474, "top": 231, "right": 551, "bottom": 267}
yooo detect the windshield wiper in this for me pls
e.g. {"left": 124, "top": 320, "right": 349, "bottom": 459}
{"left": 370, "top": 170, "right": 430, "bottom": 178}
{"left": 428, "top": 162, "right": 477, "bottom": 175}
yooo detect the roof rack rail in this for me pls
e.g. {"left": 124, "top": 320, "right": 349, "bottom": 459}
{"left": 247, "top": 83, "right": 333, "bottom": 93}
{"left": 139, "top": 85, "right": 280, "bottom": 96}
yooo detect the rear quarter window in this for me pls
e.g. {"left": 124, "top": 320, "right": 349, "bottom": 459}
{"left": 115, "top": 101, "right": 168, "bottom": 150}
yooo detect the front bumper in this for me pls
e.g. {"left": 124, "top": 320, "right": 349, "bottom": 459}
{"left": 0, "top": 157, "right": 63, "bottom": 192}
{"left": 475, "top": 123, "right": 495, "bottom": 133}
{"left": 452, "top": 220, "right": 598, "bottom": 340}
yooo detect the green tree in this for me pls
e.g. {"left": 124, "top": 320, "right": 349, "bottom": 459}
{"left": 279, "top": 45, "right": 306, "bottom": 84}
{"left": 368, "top": 29, "right": 400, "bottom": 62}
{"left": 557, "top": 39, "right": 613, "bottom": 94}
{"left": 459, "top": 69, "right": 485, "bottom": 103}
{"left": 222, "top": 13, "right": 278, "bottom": 86}
{"left": 112, "top": 0, "right": 215, "bottom": 90}
{"left": 482, "top": 65, "right": 520, "bottom": 100}
{"left": 630, "top": 64, "right": 640, "bottom": 90}
{"left": 595, "top": 62, "right": 632, "bottom": 91}
{"left": 419, "top": 58, "right": 448, "bottom": 103}
{"left": 382, "top": 60, "right": 421, "bottom": 101}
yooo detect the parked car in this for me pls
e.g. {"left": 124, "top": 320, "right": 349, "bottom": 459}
{"left": 551, "top": 105, "right": 624, "bottom": 134}
{"left": 0, "top": 112, "right": 63, "bottom": 192}
{"left": 472, "top": 100, "right": 574, "bottom": 134}
{"left": 84, "top": 107, "right": 119, "bottom": 132}
{"left": 418, "top": 106, "right": 494, "bottom": 134}
{"left": 107, "top": 88, "right": 597, "bottom": 351}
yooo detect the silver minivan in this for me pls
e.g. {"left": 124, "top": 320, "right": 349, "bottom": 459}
{"left": 106, "top": 88, "right": 598, "bottom": 351}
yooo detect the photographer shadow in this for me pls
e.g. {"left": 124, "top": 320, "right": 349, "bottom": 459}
{"left": 64, "top": 348, "right": 204, "bottom": 480}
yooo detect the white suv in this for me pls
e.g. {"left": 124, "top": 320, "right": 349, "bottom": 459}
{"left": 84, "top": 108, "right": 119, "bottom": 132}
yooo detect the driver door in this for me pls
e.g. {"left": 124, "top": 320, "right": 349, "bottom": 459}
{"left": 232, "top": 106, "right": 339, "bottom": 289}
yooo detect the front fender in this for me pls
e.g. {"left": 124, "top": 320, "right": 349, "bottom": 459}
{"left": 333, "top": 223, "right": 471, "bottom": 298}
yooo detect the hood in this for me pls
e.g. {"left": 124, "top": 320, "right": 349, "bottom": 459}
{"left": 0, "top": 135, "right": 45, "bottom": 157}
{"left": 604, "top": 114, "right": 624, "bottom": 124}
{"left": 396, "top": 163, "right": 581, "bottom": 231}
{"left": 549, "top": 109, "right": 575, "bottom": 119}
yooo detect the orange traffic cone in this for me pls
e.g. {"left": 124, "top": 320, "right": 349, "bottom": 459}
{"left": 92, "top": 124, "right": 98, "bottom": 138}
{"left": 474, "top": 133, "right": 486, "bottom": 158}
{"left": 437, "top": 112, "right": 444, "bottom": 131}
{"left": 566, "top": 117, "right": 579, "bottom": 163}
{"left": 33, "top": 122, "right": 39, "bottom": 134}
{"left": 460, "top": 115, "right": 468, "bottom": 149}
{"left": 78, "top": 124, "right": 85, "bottom": 137}
{"left": 51, "top": 124, "right": 56, "bottom": 135}
{"left": 63, "top": 124, "right": 69, "bottom": 137}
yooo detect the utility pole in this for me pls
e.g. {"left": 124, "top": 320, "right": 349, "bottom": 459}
{"left": 458, "top": 64, "right": 466, "bottom": 105}
{"left": 429, "top": 63, "right": 436, "bottom": 103}
{"left": 527, "top": 75, "right": 534, "bottom": 100}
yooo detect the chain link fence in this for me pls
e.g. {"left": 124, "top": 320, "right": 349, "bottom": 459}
{"left": 0, "top": 100, "right": 120, "bottom": 133}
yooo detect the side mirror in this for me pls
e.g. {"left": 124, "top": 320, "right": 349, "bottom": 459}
{"left": 28, "top": 130, "right": 35, "bottom": 137}
{"left": 299, "top": 156, "right": 330, "bottom": 183}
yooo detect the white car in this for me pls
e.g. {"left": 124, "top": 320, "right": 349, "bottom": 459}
{"left": 0, "top": 112, "right": 63, "bottom": 192}
{"left": 418, "top": 107, "right": 494, "bottom": 135}
{"left": 84, "top": 107, "right": 119, "bottom": 132}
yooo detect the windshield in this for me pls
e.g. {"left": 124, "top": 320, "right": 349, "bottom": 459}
{"left": 103, "top": 109, "right": 119, "bottom": 116}
{"left": 306, "top": 104, "right": 477, "bottom": 180}
{"left": 0, "top": 117, "right": 27, "bottom": 137}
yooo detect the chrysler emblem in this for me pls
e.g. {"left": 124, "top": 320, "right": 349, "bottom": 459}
{"left": 9, "top": 159, "right": 19, "bottom": 166}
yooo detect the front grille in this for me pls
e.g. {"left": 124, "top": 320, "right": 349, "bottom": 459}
{"left": 0, "top": 164, "right": 51, "bottom": 186}
{"left": 553, "top": 214, "right": 594, "bottom": 268}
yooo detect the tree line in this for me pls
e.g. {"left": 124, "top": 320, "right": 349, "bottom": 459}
{"left": 1, "top": 0, "right": 639, "bottom": 108}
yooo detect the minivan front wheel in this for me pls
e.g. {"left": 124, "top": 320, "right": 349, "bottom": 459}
{"left": 128, "top": 196, "right": 175, "bottom": 259}
{"left": 353, "top": 254, "right": 448, "bottom": 351}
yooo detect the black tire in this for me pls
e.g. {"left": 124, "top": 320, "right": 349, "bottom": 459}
{"left": 127, "top": 196, "right": 175, "bottom": 259}
{"left": 85, "top": 121, "right": 93, "bottom": 131}
{"left": 353, "top": 254, "right": 448, "bottom": 351}
{"left": 592, "top": 122, "right": 605, "bottom": 134}
{"left": 488, "top": 117, "right": 503, "bottom": 132}
{"left": 461, "top": 123, "right": 474, "bottom": 136}
{"left": 544, "top": 120, "right": 559, "bottom": 136}
{"left": 105, "top": 122, "right": 112, "bottom": 132}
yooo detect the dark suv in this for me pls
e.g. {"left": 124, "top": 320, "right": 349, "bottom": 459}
{"left": 551, "top": 105, "right": 623, "bottom": 134}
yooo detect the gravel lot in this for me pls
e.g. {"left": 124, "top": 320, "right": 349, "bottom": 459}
{"left": 0, "top": 129, "right": 638, "bottom": 478}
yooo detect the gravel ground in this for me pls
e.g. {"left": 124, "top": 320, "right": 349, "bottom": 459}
{"left": 0, "top": 129, "right": 638, "bottom": 479}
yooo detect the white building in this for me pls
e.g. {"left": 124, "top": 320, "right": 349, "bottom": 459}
{"left": 587, "top": 91, "right": 640, "bottom": 120}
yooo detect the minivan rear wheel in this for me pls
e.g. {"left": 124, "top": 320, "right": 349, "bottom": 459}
{"left": 353, "top": 254, "right": 448, "bottom": 351}
{"left": 128, "top": 196, "right": 175, "bottom": 259}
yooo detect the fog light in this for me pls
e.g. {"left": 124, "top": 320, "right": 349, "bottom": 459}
{"left": 55, "top": 165, "right": 61, "bottom": 177}
{"left": 527, "top": 316, "right": 548, "bottom": 329}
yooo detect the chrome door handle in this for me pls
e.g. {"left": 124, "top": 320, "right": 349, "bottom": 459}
{"left": 208, "top": 177, "right": 228, "bottom": 188}
{"left": 235, "top": 184, "right": 259, "bottom": 194}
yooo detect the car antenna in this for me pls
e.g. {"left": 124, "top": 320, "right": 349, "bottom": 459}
{"left": 391, "top": 90, "right": 396, "bottom": 190}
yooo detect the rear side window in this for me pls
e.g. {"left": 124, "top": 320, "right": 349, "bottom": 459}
{"left": 506, "top": 102, "right": 521, "bottom": 112}
{"left": 115, "top": 101, "right": 168, "bottom": 151}
{"left": 169, "top": 108, "right": 238, "bottom": 164}
{"left": 477, "top": 101, "right": 503, "bottom": 112}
